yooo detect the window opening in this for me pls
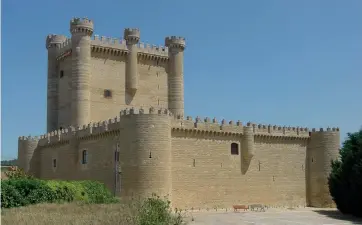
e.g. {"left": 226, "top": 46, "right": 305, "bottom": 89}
{"left": 231, "top": 143, "right": 239, "bottom": 155}
{"left": 104, "top": 89, "right": 112, "bottom": 98}
{"left": 82, "top": 150, "right": 88, "bottom": 164}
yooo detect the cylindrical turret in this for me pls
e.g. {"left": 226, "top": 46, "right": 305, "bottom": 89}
{"left": 165, "top": 36, "right": 186, "bottom": 117}
{"left": 18, "top": 136, "right": 39, "bottom": 176}
{"left": 307, "top": 128, "right": 340, "bottom": 208}
{"left": 124, "top": 28, "right": 140, "bottom": 95}
{"left": 242, "top": 125, "right": 255, "bottom": 159}
{"left": 119, "top": 108, "right": 172, "bottom": 200}
{"left": 70, "top": 17, "right": 93, "bottom": 127}
{"left": 46, "top": 34, "right": 67, "bottom": 132}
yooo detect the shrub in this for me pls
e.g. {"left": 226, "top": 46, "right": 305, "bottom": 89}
{"left": 132, "top": 193, "right": 185, "bottom": 225}
{"left": 1, "top": 179, "right": 55, "bottom": 208}
{"left": 78, "top": 180, "right": 117, "bottom": 204}
{"left": 1, "top": 177, "right": 118, "bottom": 208}
{"left": 5, "top": 168, "right": 33, "bottom": 180}
{"left": 1, "top": 182, "right": 24, "bottom": 208}
{"left": 328, "top": 128, "right": 362, "bottom": 217}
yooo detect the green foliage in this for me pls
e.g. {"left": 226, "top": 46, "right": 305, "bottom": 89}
{"left": 1, "top": 179, "right": 55, "bottom": 208}
{"left": 1, "top": 182, "right": 24, "bottom": 208}
{"left": 1, "top": 159, "right": 18, "bottom": 166}
{"left": 1, "top": 175, "right": 118, "bottom": 208}
{"left": 329, "top": 128, "right": 362, "bottom": 217}
{"left": 126, "top": 193, "right": 185, "bottom": 225}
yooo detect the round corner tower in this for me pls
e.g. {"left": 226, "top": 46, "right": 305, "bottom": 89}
{"left": 124, "top": 28, "right": 140, "bottom": 95}
{"left": 165, "top": 36, "right": 186, "bottom": 117}
{"left": 118, "top": 108, "right": 172, "bottom": 201}
{"left": 46, "top": 34, "right": 67, "bottom": 132}
{"left": 306, "top": 128, "right": 340, "bottom": 208}
{"left": 70, "top": 17, "right": 93, "bottom": 127}
{"left": 18, "top": 136, "right": 40, "bottom": 176}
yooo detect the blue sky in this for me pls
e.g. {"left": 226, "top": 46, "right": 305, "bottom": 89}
{"left": 2, "top": 0, "right": 362, "bottom": 160}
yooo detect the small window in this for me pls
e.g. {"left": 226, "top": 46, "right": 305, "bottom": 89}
{"left": 114, "top": 151, "right": 119, "bottom": 162}
{"left": 231, "top": 143, "right": 239, "bottom": 155}
{"left": 82, "top": 150, "right": 88, "bottom": 164}
{"left": 53, "top": 159, "right": 57, "bottom": 168}
{"left": 104, "top": 89, "right": 112, "bottom": 98}
{"left": 59, "top": 127, "right": 63, "bottom": 130}
{"left": 60, "top": 70, "right": 64, "bottom": 78}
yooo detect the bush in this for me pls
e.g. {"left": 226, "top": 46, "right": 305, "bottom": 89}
{"left": 78, "top": 180, "right": 117, "bottom": 204}
{"left": 5, "top": 168, "right": 33, "bottom": 179}
{"left": 1, "top": 177, "right": 118, "bottom": 208}
{"left": 1, "top": 182, "right": 24, "bottom": 208}
{"left": 329, "top": 128, "right": 362, "bottom": 217}
{"left": 1, "top": 179, "right": 55, "bottom": 208}
{"left": 127, "top": 194, "right": 185, "bottom": 225}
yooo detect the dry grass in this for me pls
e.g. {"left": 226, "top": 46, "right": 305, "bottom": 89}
{"left": 1, "top": 203, "right": 142, "bottom": 225}
{"left": 1, "top": 202, "right": 190, "bottom": 225}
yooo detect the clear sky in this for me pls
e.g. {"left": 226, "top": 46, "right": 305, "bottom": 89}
{"left": 2, "top": 0, "right": 362, "bottom": 160}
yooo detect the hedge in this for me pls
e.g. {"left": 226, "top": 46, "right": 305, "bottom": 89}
{"left": 1, "top": 178, "right": 118, "bottom": 208}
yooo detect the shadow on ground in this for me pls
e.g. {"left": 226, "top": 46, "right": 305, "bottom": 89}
{"left": 314, "top": 210, "right": 362, "bottom": 224}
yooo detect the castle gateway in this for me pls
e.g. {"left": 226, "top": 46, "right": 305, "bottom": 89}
{"left": 18, "top": 17, "right": 340, "bottom": 209}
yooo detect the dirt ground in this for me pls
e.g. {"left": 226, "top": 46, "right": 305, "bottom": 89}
{"left": 184, "top": 207, "right": 362, "bottom": 225}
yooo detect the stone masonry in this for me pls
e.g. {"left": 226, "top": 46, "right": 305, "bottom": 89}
{"left": 18, "top": 17, "right": 341, "bottom": 210}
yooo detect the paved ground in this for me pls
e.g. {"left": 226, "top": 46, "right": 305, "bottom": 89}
{"left": 183, "top": 208, "right": 362, "bottom": 225}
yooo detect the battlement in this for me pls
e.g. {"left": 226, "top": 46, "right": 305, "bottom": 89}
{"left": 70, "top": 17, "right": 94, "bottom": 34}
{"left": 171, "top": 115, "right": 318, "bottom": 139}
{"left": 55, "top": 38, "right": 72, "bottom": 61}
{"left": 29, "top": 107, "right": 172, "bottom": 146}
{"left": 165, "top": 36, "right": 186, "bottom": 50}
{"left": 46, "top": 34, "right": 67, "bottom": 49}
{"left": 124, "top": 28, "right": 140, "bottom": 43}
{"left": 90, "top": 35, "right": 169, "bottom": 58}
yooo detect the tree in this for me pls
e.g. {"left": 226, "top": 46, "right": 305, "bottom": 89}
{"left": 1, "top": 159, "right": 18, "bottom": 166}
{"left": 328, "top": 128, "right": 362, "bottom": 217}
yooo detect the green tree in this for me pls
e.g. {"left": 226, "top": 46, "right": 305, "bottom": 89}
{"left": 1, "top": 159, "right": 18, "bottom": 166}
{"left": 328, "top": 128, "right": 362, "bottom": 217}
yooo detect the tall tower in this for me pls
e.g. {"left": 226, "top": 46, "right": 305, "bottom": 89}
{"left": 70, "top": 18, "right": 93, "bottom": 127}
{"left": 124, "top": 28, "right": 140, "bottom": 95}
{"left": 307, "top": 128, "right": 340, "bottom": 207}
{"left": 46, "top": 34, "right": 67, "bottom": 132}
{"left": 165, "top": 36, "right": 186, "bottom": 117}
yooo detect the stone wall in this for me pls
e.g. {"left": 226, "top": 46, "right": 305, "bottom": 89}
{"left": 171, "top": 131, "right": 308, "bottom": 209}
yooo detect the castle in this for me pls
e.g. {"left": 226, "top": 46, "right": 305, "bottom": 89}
{"left": 18, "top": 17, "right": 341, "bottom": 209}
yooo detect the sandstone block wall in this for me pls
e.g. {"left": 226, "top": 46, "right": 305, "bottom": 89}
{"left": 17, "top": 108, "right": 340, "bottom": 209}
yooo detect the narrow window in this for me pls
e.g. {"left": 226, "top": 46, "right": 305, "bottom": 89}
{"left": 231, "top": 143, "right": 239, "bottom": 155}
{"left": 149, "top": 151, "right": 152, "bottom": 158}
{"left": 193, "top": 159, "right": 196, "bottom": 167}
{"left": 60, "top": 70, "right": 64, "bottom": 78}
{"left": 59, "top": 127, "right": 63, "bottom": 130}
{"left": 53, "top": 159, "right": 57, "bottom": 168}
{"left": 82, "top": 150, "right": 88, "bottom": 164}
{"left": 104, "top": 89, "right": 112, "bottom": 98}
{"left": 114, "top": 151, "right": 119, "bottom": 162}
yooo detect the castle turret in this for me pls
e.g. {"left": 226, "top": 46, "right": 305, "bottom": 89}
{"left": 46, "top": 34, "right": 67, "bottom": 132}
{"left": 124, "top": 28, "right": 140, "bottom": 95}
{"left": 307, "top": 128, "right": 340, "bottom": 207}
{"left": 70, "top": 17, "right": 93, "bottom": 127}
{"left": 119, "top": 108, "right": 172, "bottom": 200}
{"left": 18, "top": 136, "right": 39, "bottom": 176}
{"left": 242, "top": 125, "right": 255, "bottom": 159}
{"left": 165, "top": 36, "right": 186, "bottom": 117}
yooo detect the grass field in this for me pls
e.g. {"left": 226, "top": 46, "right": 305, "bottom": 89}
{"left": 1, "top": 203, "right": 148, "bottom": 225}
{"left": 1, "top": 202, "right": 189, "bottom": 225}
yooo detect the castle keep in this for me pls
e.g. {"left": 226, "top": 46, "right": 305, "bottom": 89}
{"left": 18, "top": 17, "right": 341, "bottom": 209}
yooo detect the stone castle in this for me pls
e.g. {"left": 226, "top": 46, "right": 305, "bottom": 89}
{"left": 18, "top": 17, "right": 340, "bottom": 209}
